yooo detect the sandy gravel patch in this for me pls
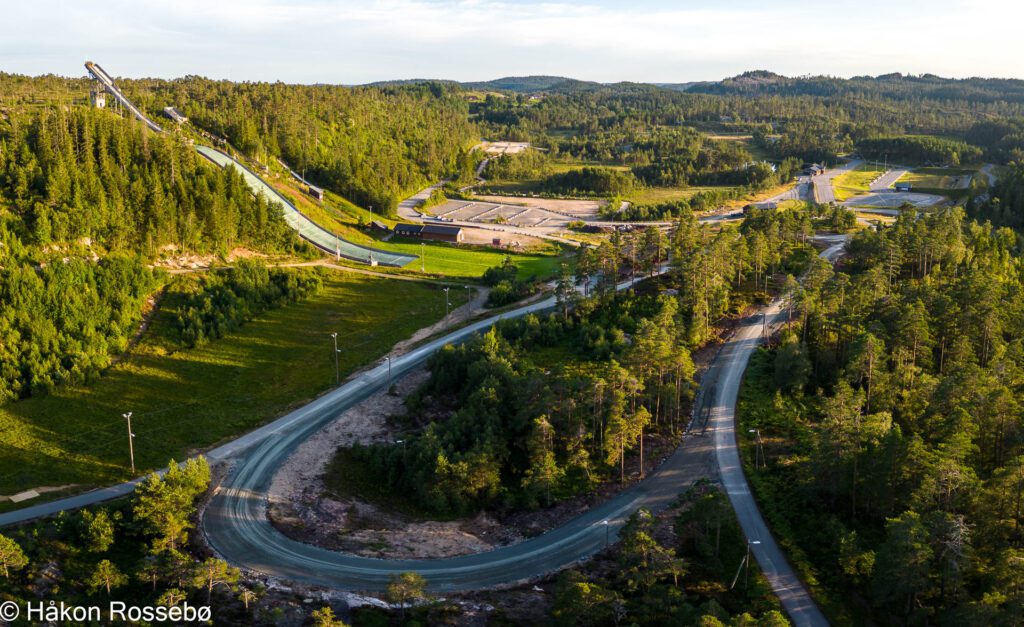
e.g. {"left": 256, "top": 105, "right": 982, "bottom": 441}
{"left": 266, "top": 369, "right": 526, "bottom": 559}
{"left": 266, "top": 371, "right": 423, "bottom": 539}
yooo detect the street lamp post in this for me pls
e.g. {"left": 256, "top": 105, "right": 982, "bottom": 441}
{"left": 443, "top": 287, "right": 450, "bottom": 324}
{"left": 465, "top": 285, "right": 472, "bottom": 308}
{"left": 330, "top": 332, "right": 340, "bottom": 385}
{"left": 745, "top": 540, "right": 761, "bottom": 591}
{"left": 385, "top": 356, "right": 392, "bottom": 387}
{"left": 123, "top": 412, "right": 136, "bottom": 475}
{"left": 748, "top": 428, "right": 765, "bottom": 469}
{"left": 421, "top": 242, "right": 425, "bottom": 273}
{"left": 602, "top": 519, "right": 610, "bottom": 548}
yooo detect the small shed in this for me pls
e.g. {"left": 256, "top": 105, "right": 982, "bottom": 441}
{"left": 369, "top": 220, "right": 390, "bottom": 232}
{"left": 307, "top": 185, "right": 324, "bottom": 202}
{"left": 894, "top": 181, "right": 912, "bottom": 192}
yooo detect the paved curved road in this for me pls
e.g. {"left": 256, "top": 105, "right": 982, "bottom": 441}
{"left": 2, "top": 242, "right": 839, "bottom": 624}
{"left": 708, "top": 237, "right": 844, "bottom": 627}
{"left": 202, "top": 241, "right": 840, "bottom": 620}
{"left": 201, "top": 273, "right": 681, "bottom": 593}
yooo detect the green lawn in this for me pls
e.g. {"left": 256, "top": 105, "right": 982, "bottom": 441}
{"left": 0, "top": 271, "right": 449, "bottom": 503}
{"left": 777, "top": 199, "right": 812, "bottom": 211}
{"left": 261, "top": 173, "right": 567, "bottom": 280}
{"left": 382, "top": 237, "right": 565, "bottom": 279}
{"left": 625, "top": 186, "right": 736, "bottom": 205}
{"left": 897, "top": 167, "right": 976, "bottom": 190}
{"left": 832, "top": 164, "right": 886, "bottom": 201}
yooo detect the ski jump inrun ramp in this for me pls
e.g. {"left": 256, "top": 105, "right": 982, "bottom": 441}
{"left": 84, "top": 61, "right": 415, "bottom": 267}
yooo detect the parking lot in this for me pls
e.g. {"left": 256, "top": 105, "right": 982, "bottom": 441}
{"left": 842, "top": 191, "right": 946, "bottom": 209}
{"left": 430, "top": 195, "right": 605, "bottom": 229}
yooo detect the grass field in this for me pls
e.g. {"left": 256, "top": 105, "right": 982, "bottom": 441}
{"left": 625, "top": 185, "right": 737, "bottom": 205}
{"left": 383, "top": 237, "right": 564, "bottom": 279}
{"left": 832, "top": 164, "right": 886, "bottom": 201}
{"left": 777, "top": 199, "right": 811, "bottom": 211}
{"left": 855, "top": 211, "right": 897, "bottom": 225}
{"left": 896, "top": 167, "right": 976, "bottom": 190}
{"left": 260, "top": 173, "right": 567, "bottom": 279}
{"left": 0, "top": 271, "right": 449, "bottom": 504}
{"left": 481, "top": 161, "right": 628, "bottom": 197}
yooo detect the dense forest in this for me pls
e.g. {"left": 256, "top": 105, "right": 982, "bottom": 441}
{"left": 337, "top": 207, "right": 817, "bottom": 517}
{"left": 0, "top": 106, "right": 295, "bottom": 255}
{"left": 743, "top": 207, "right": 1024, "bottom": 623}
{"left": 971, "top": 162, "right": 1024, "bottom": 230}
{"left": 0, "top": 256, "right": 157, "bottom": 403}
{"left": 124, "top": 78, "right": 479, "bottom": 214}
{"left": 0, "top": 102, "right": 316, "bottom": 406}
{"left": 472, "top": 73, "right": 1024, "bottom": 170}
{"left": 856, "top": 136, "right": 984, "bottom": 166}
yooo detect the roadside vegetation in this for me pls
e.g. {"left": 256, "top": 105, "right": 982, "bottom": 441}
{"left": 857, "top": 135, "right": 983, "bottom": 166}
{"left": 0, "top": 458, "right": 297, "bottom": 624}
{"left": 738, "top": 207, "right": 1024, "bottom": 624}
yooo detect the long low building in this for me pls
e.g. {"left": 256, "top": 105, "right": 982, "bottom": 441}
{"left": 394, "top": 223, "right": 465, "bottom": 243}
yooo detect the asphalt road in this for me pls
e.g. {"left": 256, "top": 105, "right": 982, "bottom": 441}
{"left": 200, "top": 272, "right": 698, "bottom": 594}
{"left": 813, "top": 160, "right": 863, "bottom": 204}
{"left": 0, "top": 274, "right": 610, "bottom": 528}
{"left": 708, "top": 240, "right": 843, "bottom": 627}
{"left": 869, "top": 168, "right": 908, "bottom": 191}
{"left": 200, "top": 241, "right": 842, "bottom": 616}
{"left": 0, "top": 237, "right": 839, "bottom": 623}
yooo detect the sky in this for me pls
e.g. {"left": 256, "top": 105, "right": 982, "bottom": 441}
{"left": 2, "top": 0, "right": 1023, "bottom": 84}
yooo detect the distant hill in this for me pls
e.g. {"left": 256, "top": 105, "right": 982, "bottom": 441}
{"left": 688, "top": 70, "right": 1024, "bottom": 103}
{"left": 460, "top": 75, "right": 603, "bottom": 94}
{"left": 364, "top": 78, "right": 460, "bottom": 88}
{"left": 363, "top": 71, "right": 1024, "bottom": 103}
{"left": 654, "top": 81, "right": 710, "bottom": 93}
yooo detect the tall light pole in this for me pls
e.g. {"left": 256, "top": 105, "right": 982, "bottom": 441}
{"left": 124, "top": 412, "right": 136, "bottom": 475}
{"left": 745, "top": 539, "right": 761, "bottom": 590}
{"left": 749, "top": 428, "right": 765, "bottom": 469}
{"left": 385, "top": 356, "right": 392, "bottom": 387}
{"left": 443, "top": 287, "right": 450, "bottom": 324}
{"left": 602, "top": 520, "right": 610, "bottom": 548}
{"left": 330, "top": 332, "right": 340, "bottom": 385}
{"left": 421, "top": 242, "right": 425, "bottom": 273}
{"left": 465, "top": 285, "right": 472, "bottom": 310}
